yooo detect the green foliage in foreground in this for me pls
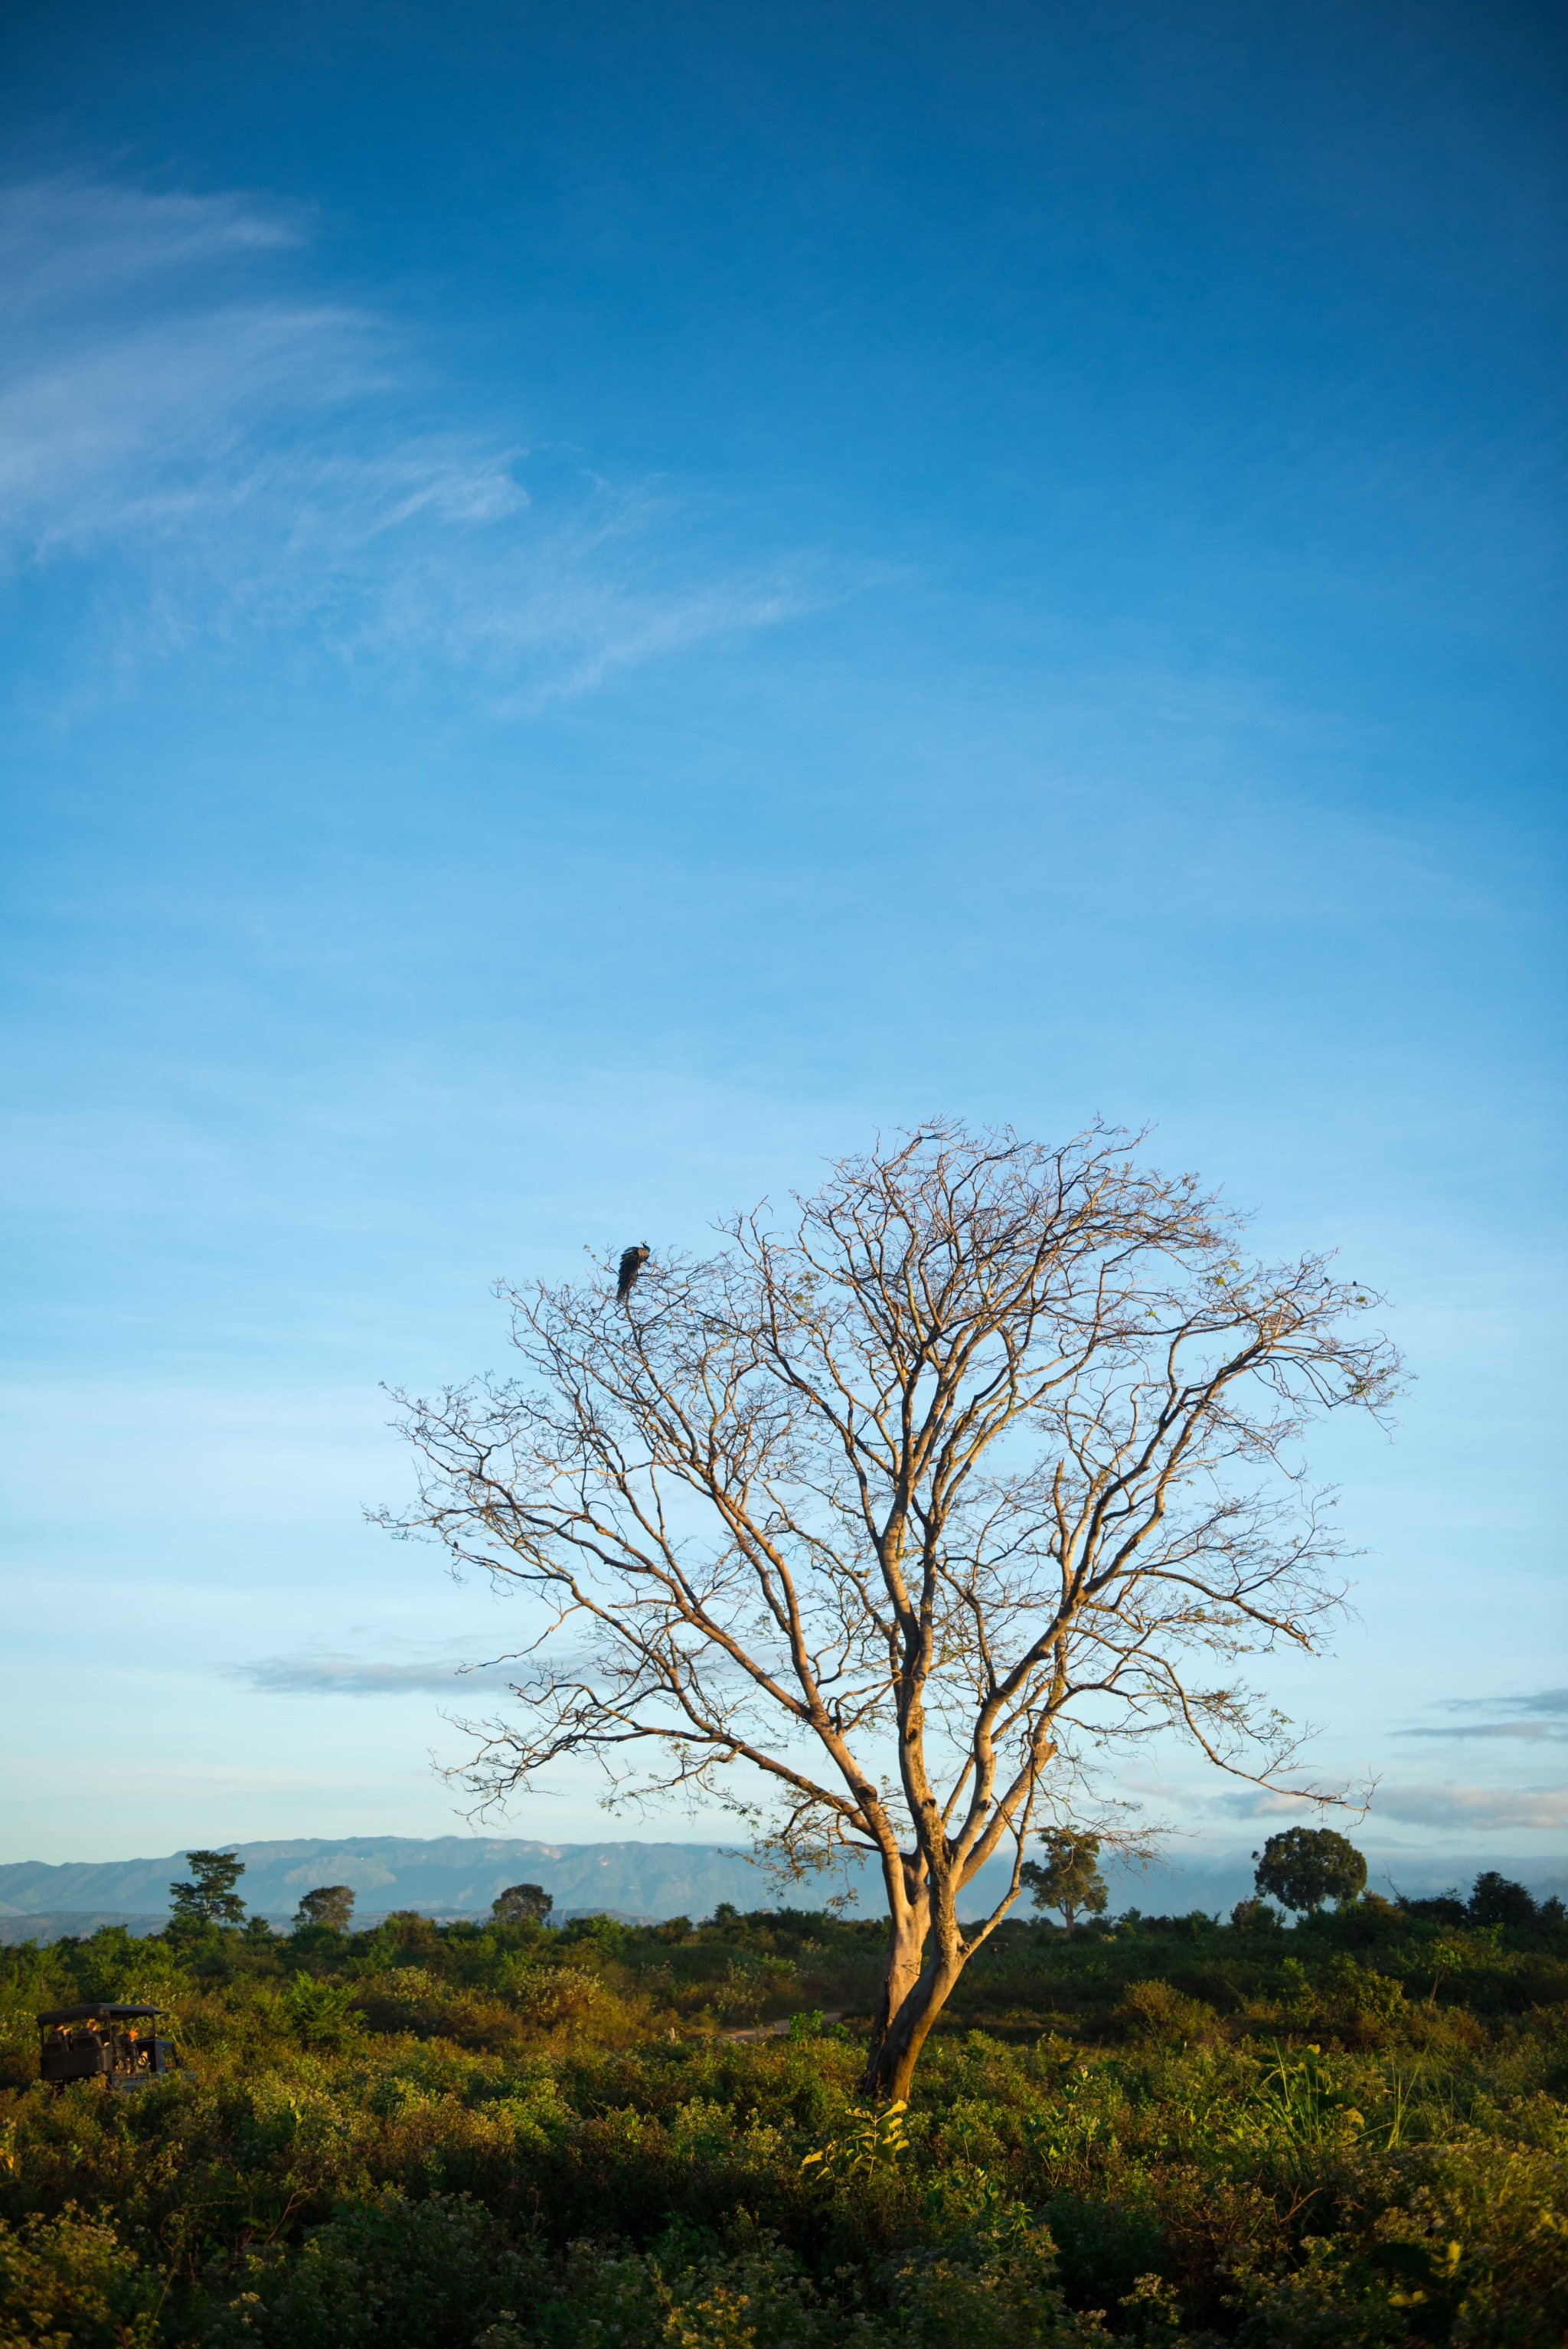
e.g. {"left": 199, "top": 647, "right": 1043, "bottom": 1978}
{"left": 1, "top": 1890, "right": 1564, "bottom": 2346}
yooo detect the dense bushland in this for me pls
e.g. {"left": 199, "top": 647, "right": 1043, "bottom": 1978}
{"left": 2, "top": 1886, "right": 1564, "bottom": 2345}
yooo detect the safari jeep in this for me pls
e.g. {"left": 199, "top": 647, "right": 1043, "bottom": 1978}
{"left": 38, "top": 2003, "right": 184, "bottom": 2092}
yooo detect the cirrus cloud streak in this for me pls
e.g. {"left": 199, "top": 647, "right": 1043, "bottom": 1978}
{"left": 228, "top": 1647, "right": 524, "bottom": 1698}
{"left": 1394, "top": 1687, "right": 1568, "bottom": 1746}
{"left": 0, "top": 173, "right": 844, "bottom": 702}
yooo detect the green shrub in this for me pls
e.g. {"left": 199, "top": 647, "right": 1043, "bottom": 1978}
{"left": 887, "top": 2204, "right": 1113, "bottom": 2345}
{"left": 1038, "top": 2192, "right": 1165, "bottom": 2305}
{"left": 512, "top": 1966, "right": 603, "bottom": 2030}
{"left": 284, "top": 1974, "right": 364, "bottom": 2050}
{"left": 0, "top": 2204, "right": 166, "bottom": 2348}
{"left": 1315, "top": 1955, "right": 1411, "bottom": 2050}
{"left": 1114, "top": 1981, "right": 1220, "bottom": 2047}
{"left": 200, "top": 2191, "right": 531, "bottom": 2347}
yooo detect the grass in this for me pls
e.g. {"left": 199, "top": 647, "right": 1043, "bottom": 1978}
{"left": 1, "top": 1890, "right": 1564, "bottom": 2344}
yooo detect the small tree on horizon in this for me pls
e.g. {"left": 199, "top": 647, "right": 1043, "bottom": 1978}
{"left": 382, "top": 1121, "right": 1399, "bottom": 2102}
{"left": 1468, "top": 1870, "right": 1537, "bottom": 1929}
{"left": 492, "top": 1882, "right": 554, "bottom": 1924}
{"left": 294, "top": 1885, "right": 356, "bottom": 1932}
{"left": 1253, "top": 1826, "right": 1367, "bottom": 1914}
{"left": 169, "top": 1849, "right": 247, "bottom": 1927}
{"left": 1021, "top": 1828, "right": 1109, "bottom": 1931}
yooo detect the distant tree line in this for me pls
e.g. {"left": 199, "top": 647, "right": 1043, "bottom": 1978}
{"left": 167, "top": 1855, "right": 560, "bottom": 1937}
{"left": 165, "top": 1837, "right": 1556, "bottom": 1944}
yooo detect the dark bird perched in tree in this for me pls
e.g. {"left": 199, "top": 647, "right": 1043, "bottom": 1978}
{"left": 617, "top": 1244, "right": 651, "bottom": 1302}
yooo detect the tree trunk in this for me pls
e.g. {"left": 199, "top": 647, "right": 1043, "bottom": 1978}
{"left": 859, "top": 1860, "right": 966, "bottom": 2102}
{"left": 861, "top": 1950, "right": 965, "bottom": 2102}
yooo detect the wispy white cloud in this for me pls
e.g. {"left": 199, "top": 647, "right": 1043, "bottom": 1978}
{"left": 1194, "top": 1777, "right": 1568, "bottom": 1833}
{"left": 0, "top": 303, "right": 393, "bottom": 547}
{"left": 1369, "top": 1782, "right": 1568, "bottom": 1833}
{"left": 1393, "top": 1720, "right": 1568, "bottom": 1744}
{"left": 229, "top": 1643, "right": 522, "bottom": 1697}
{"left": 1436, "top": 1688, "right": 1568, "bottom": 1716}
{"left": 1393, "top": 1688, "right": 1568, "bottom": 1746}
{"left": 0, "top": 175, "right": 305, "bottom": 322}
{"left": 1205, "top": 1788, "right": 1334, "bottom": 1821}
{"left": 0, "top": 174, "right": 835, "bottom": 699}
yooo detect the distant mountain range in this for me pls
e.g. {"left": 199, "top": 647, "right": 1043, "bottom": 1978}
{"left": 0, "top": 1834, "right": 1561, "bottom": 1943}
{"left": 0, "top": 1838, "right": 773, "bottom": 1936}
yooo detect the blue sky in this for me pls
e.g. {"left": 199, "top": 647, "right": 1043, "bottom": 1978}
{"left": 1, "top": 0, "right": 1563, "bottom": 1876}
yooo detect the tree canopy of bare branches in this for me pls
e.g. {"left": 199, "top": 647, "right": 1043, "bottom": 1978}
{"left": 381, "top": 1121, "right": 1400, "bottom": 2099}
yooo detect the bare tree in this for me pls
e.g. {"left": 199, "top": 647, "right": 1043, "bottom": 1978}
{"left": 380, "top": 1122, "right": 1399, "bottom": 2100}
